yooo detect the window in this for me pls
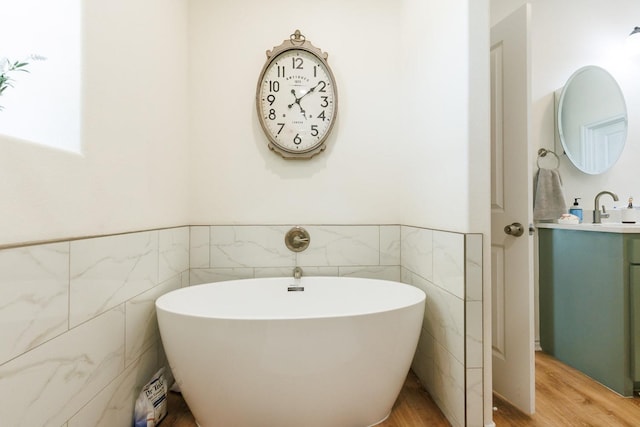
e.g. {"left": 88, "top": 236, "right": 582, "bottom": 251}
{"left": 0, "top": 0, "right": 81, "bottom": 154}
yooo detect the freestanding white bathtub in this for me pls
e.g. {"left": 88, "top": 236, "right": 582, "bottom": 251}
{"left": 156, "top": 276, "right": 425, "bottom": 427}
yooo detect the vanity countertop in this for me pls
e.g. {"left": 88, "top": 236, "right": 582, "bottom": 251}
{"left": 536, "top": 222, "right": 640, "bottom": 234}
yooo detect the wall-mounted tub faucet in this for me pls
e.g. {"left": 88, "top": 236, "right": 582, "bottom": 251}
{"left": 593, "top": 191, "right": 619, "bottom": 223}
{"left": 285, "top": 226, "right": 310, "bottom": 252}
{"left": 288, "top": 267, "right": 304, "bottom": 291}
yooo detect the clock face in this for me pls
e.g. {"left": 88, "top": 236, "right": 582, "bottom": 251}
{"left": 257, "top": 48, "right": 337, "bottom": 158}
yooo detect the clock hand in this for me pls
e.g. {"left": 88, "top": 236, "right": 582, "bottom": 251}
{"left": 288, "top": 89, "right": 307, "bottom": 119}
{"left": 287, "top": 82, "right": 322, "bottom": 119}
{"left": 297, "top": 102, "right": 307, "bottom": 119}
{"left": 297, "top": 81, "right": 322, "bottom": 102}
{"left": 288, "top": 89, "right": 299, "bottom": 109}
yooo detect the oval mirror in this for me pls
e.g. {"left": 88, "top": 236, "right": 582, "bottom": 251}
{"left": 557, "top": 65, "right": 627, "bottom": 174}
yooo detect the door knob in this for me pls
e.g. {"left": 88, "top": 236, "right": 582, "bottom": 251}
{"left": 504, "top": 222, "right": 524, "bottom": 237}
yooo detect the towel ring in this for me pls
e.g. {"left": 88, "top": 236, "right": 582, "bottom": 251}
{"left": 537, "top": 148, "right": 560, "bottom": 169}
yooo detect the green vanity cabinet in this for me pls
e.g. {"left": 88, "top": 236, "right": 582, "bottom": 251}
{"left": 538, "top": 227, "right": 640, "bottom": 396}
{"left": 632, "top": 264, "right": 640, "bottom": 383}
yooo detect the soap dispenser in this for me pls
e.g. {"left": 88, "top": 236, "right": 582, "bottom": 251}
{"left": 622, "top": 197, "right": 636, "bottom": 224}
{"left": 569, "top": 198, "right": 583, "bottom": 223}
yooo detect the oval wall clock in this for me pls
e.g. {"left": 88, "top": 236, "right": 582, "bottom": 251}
{"left": 256, "top": 30, "right": 338, "bottom": 159}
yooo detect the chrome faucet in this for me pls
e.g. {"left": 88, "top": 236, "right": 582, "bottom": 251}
{"left": 293, "top": 266, "right": 303, "bottom": 279}
{"left": 593, "top": 191, "right": 619, "bottom": 223}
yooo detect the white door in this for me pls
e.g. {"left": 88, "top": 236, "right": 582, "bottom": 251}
{"left": 490, "top": 4, "right": 535, "bottom": 415}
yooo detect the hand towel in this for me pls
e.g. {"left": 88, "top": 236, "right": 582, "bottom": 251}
{"left": 533, "top": 168, "right": 567, "bottom": 221}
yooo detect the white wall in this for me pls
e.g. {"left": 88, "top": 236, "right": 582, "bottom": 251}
{"left": 188, "top": 0, "right": 401, "bottom": 226}
{"left": 0, "top": 0, "right": 190, "bottom": 247}
{"left": 1, "top": 0, "right": 490, "bottom": 278}
{"left": 188, "top": 0, "right": 489, "bottom": 234}
{"left": 399, "top": 0, "right": 488, "bottom": 232}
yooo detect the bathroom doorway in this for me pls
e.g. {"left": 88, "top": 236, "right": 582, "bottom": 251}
{"left": 490, "top": 3, "right": 536, "bottom": 415}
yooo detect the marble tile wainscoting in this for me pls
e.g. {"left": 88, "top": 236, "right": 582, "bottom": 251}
{"left": 0, "top": 227, "right": 190, "bottom": 427}
{"left": 0, "top": 224, "right": 483, "bottom": 427}
{"left": 402, "top": 228, "right": 484, "bottom": 427}
{"left": 189, "top": 225, "right": 402, "bottom": 283}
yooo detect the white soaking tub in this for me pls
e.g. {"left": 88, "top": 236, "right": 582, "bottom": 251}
{"left": 156, "top": 276, "right": 425, "bottom": 427}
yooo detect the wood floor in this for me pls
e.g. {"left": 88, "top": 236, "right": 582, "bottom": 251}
{"left": 163, "top": 371, "right": 450, "bottom": 427}
{"left": 164, "top": 352, "right": 640, "bottom": 427}
{"left": 493, "top": 351, "right": 640, "bottom": 426}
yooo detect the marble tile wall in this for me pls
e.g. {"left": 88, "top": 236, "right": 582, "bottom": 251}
{"left": 0, "top": 227, "right": 189, "bottom": 427}
{"left": 401, "top": 226, "right": 484, "bottom": 427}
{"left": 0, "top": 223, "right": 483, "bottom": 427}
{"left": 189, "top": 225, "right": 402, "bottom": 284}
